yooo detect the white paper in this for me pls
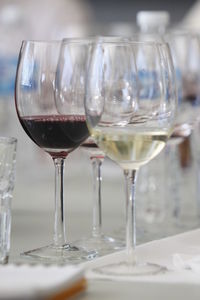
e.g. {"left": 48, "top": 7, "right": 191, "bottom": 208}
{"left": 0, "top": 264, "right": 84, "bottom": 299}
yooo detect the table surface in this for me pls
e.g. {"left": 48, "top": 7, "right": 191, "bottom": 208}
{"left": 8, "top": 210, "right": 200, "bottom": 300}
{"left": 3, "top": 104, "right": 200, "bottom": 299}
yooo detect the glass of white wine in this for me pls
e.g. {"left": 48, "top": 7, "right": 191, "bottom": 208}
{"left": 85, "top": 39, "right": 177, "bottom": 276}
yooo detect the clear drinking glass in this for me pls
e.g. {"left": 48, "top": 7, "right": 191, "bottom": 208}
{"left": 85, "top": 40, "right": 177, "bottom": 276}
{"left": 165, "top": 32, "right": 200, "bottom": 228}
{"left": 15, "top": 40, "right": 96, "bottom": 263}
{"left": 133, "top": 32, "right": 200, "bottom": 234}
{"left": 56, "top": 37, "right": 125, "bottom": 257}
{"left": 72, "top": 137, "right": 124, "bottom": 256}
{"left": 0, "top": 137, "right": 17, "bottom": 264}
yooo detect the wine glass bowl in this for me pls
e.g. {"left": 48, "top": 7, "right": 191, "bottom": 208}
{"left": 16, "top": 41, "right": 89, "bottom": 159}
{"left": 166, "top": 32, "right": 200, "bottom": 127}
{"left": 85, "top": 40, "right": 177, "bottom": 276}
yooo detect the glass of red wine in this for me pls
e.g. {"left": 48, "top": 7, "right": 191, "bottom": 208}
{"left": 15, "top": 40, "right": 96, "bottom": 263}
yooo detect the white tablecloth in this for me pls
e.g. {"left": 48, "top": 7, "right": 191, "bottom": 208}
{"left": 85, "top": 228, "right": 200, "bottom": 284}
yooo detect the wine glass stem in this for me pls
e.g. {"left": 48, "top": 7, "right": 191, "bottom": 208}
{"left": 124, "top": 169, "right": 138, "bottom": 265}
{"left": 53, "top": 157, "right": 66, "bottom": 247}
{"left": 91, "top": 157, "right": 103, "bottom": 238}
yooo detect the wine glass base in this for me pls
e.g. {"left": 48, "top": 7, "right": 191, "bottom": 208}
{"left": 73, "top": 234, "right": 125, "bottom": 257}
{"left": 21, "top": 243, "right": 97, "bottom": 264}
{"left": 93, "top": 261, "right": 167, "bottom": 277}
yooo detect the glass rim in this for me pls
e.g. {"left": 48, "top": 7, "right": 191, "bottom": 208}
{"left": 21, "top": 37, "right": 169, "bottom": 47}
{"left": 62, "top": 36, "right": 169, "bottom": 47}
{"left": 92, "top": 39, "right": 169, "bottom": 47}
{"left": 21, "top": 40, "right": 61, "bottom": 45}
{"left": 129, "top": 39, "right": 169, "bottom": 47}
{"left": 62, "top": 36, "right": 94, "bottom": 44}
{"left": 62, "top": 35, "right": 129, "bottom": 43}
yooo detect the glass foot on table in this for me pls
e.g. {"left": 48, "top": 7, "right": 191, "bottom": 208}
{"left": 21, "top": 243, "right": 97, "bottom": 264}
{"left": 93, "top": 261, "right": 167, "bottom": 277}
{"left": 73, "top": 234, "right": 125, "bottom": 257}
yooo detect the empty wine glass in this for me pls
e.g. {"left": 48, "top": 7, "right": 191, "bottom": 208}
{"left": 57, "top": 37, "right": 125, "bottom": 257}
{"left": 164, "top": 31, "right": 200, "bottom": 228}
{"left": 85, "top": 39, "right": 177, "bottom": 276}
{"left": 75, "top": 136, "right": 125, "bottom": 255}
{"left": 15, "top": 40, "right": 96, "bottom": 263}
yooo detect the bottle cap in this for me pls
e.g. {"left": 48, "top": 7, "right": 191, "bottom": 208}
{"left": 137, "top": 11, "right": 170, "bottom": 29}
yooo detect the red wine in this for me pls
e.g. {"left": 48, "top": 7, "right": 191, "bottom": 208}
{"left": 81, "top": 138, "right": 105, "bottom": 159}
{"left": 81, "top": 142, "right": 98, "bottom": 149}
{"left": 19, "top": 115, "right": 89, "bottom": 158}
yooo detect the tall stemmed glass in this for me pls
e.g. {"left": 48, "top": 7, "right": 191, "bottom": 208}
{"left": 15, "top": 40, "right": 96, "bottom": 263}
{"left": 85, "top": 40, "right": 177, "bottom": 276}
{"left": 77, "top": 137, "right": 124, "bottom": 255}
{"left": 165, "top": 32, "right": 200, "bottom": 227}
{"left": 57, "top": 37, "right": 124, "bottom": 257}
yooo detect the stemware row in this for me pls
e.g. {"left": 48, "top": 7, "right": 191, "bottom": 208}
{"left": 15, "top": 37, "right": 177, "bottom": 276}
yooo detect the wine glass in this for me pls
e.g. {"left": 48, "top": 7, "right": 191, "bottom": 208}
{"left": 75, "top": 136, "right": 125, "bottom": 255}
{"left": 85, "top": 39, "right": 177, "bottom": 276}
{"left": 15, "top": 40, "right": 96, "bottom": 263}
{"left": 164, "top": 31, "right": 200, "bottom": 228}
{"left": 56, "top": 37, "right": 125, "bottom": 257}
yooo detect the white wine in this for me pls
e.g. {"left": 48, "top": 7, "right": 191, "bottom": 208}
{"left": 92, "top": 126, "right": 169, "bottom": 170}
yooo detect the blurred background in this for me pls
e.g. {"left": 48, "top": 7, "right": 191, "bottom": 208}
{"left": 0, "top": 0, "right": 200, "bottom": 249}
